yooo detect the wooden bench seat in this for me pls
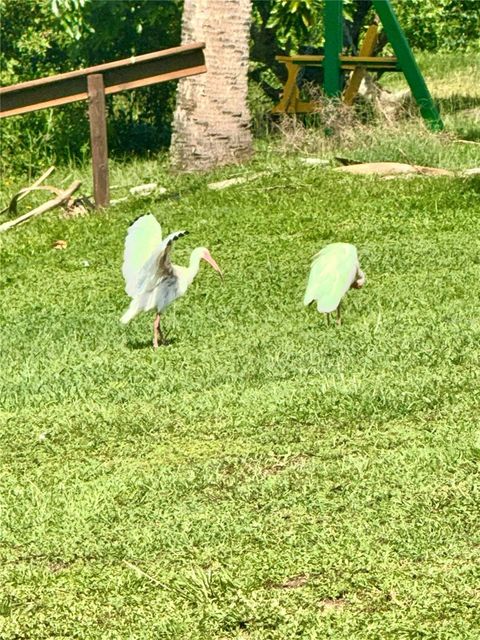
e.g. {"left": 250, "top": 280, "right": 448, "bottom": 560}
{"left": 272, "top": 23, "right": 400, "bottom": 114}
{"left": 276, "top": 54, "right": 399, "bottom": 71}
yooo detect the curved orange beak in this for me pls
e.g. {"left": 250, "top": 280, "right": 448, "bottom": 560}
{"left": 203, "top": 250, "right": 223, "bottom": 279}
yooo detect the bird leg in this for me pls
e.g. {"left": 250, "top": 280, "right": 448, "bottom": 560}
{"left": 336, "top": 304, "right": 342, "bottom": 326}
{"left": 153, "top": 313, "right": 164, "bottom": 349}
{"left": 325, "top": 313, "right": 331, "bottom": 326}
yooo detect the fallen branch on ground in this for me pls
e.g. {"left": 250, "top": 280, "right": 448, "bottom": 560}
{"left": 0, "top": 180, "right": 82, "bottom": 233}
{"left": 0, "top": 166, "right": 55, "bottom": 216}
{"left": 208, "top": 172, "right": 268, "bottom": 190}
{"left": 334, "top": 157, "right": 361, "bottom": 166}
{"left": 334, "top": 162, "right": 455, "bottom": 177}
{"left": 8, "top": 185, "right": 65, "bottom": 216}
{"left": 455, "top": 139, "right": 480, "bottom": 145}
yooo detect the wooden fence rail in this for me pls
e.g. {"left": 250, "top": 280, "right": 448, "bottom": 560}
{"left": 0, "top": 43, "right": 207, "bottom": 207}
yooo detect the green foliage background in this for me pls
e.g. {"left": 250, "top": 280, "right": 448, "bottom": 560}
{"left": 1, "top": 0, "right": 183, "bottom": 174}
{"left": 393, "top": 0, "right": 480, "bottom": 52}
{"left": 1, "top": 0, "right": 479, "bottom": 175}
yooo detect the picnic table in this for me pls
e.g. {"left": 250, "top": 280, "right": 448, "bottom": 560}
{"left": 272, "top": 24, "right": 400, "bottom": 114}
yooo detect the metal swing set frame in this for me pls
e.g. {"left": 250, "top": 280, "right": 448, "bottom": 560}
{"left": 272, "top": 0, "right": 443, "bottom": 131}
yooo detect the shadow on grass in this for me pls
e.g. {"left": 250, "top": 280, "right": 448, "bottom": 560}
{"left": 459, "top": 176, "right": 480, "bottom": 197}
{"left": 437, "top": 95, "right": 480, "bottom": 141}
{"left": 127, "top": 337, "right": 177, "bottom": 350}
{"left": 127, "top": 339, "right": 153, "bottom": 350}
{"left": 437, "top": 94, "right": 480, "bottom": 115}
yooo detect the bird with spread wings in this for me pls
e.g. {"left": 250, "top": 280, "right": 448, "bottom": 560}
{"left": 121, "top": 214, "right": 223, "bottom": 348}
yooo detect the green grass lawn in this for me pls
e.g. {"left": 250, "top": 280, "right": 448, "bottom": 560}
{"left": 1, "top": 57, "right": 480, "bottom": 638}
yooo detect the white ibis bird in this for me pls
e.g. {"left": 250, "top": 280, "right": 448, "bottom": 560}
{"left": 121, "top": 214, "right": 223, "bottom": 348}
{"left": 304, "top": 242, "right": 365, "bottom": 325}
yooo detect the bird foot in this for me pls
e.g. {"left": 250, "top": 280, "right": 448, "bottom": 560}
{"left": 153, "top": 336, "right": 173, "bottom": 349}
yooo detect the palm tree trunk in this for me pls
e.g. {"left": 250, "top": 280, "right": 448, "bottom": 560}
{"left": 170, "top": 0, "right": 253, "bottom": 171}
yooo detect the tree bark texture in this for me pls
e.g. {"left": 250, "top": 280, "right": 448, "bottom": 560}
{"left": 171, "top": 0, "right": 253, "bottom": 171}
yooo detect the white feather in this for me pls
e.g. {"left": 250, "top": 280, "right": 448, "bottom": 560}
{"left": 120, "top": 290, "right": 157, "bottom": 324}
{"left": 122, "top": 214, "right": 162, "bottom": 297}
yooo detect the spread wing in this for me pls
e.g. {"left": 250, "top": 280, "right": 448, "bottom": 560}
{"left": 135, "top": 230, "right": 189, "bottom": 295}
{"left": 122, "top": 214, "right": 162, "bottom": 297}
{"left": 304, "top": 243, "right": 359, "bottom": 312}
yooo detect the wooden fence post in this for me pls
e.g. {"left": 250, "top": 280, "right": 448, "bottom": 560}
{"left": 1, "top": 45, "right": 207, "bottom": 199}
{"left": 87, "top": 74, "right": 109, "bottom": 208}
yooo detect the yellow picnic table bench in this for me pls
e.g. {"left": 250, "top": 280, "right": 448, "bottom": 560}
{"left": 272, "top": 23, "right": 401, "bottom": 114}
{"left": 272, "top": 1, "right": 442, "bottom": 130}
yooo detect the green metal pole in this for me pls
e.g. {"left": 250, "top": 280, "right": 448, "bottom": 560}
{"left": 372, "top": 0, "right": 443, "bottom": 131}
{"left": 324, "top": 0, "right": 343, "bottom": 97}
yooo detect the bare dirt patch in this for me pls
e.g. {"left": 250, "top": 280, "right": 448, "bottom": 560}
{"left": 269, "top": 573, "right": 310, "bottom": 589}
{"left": 319, "top": 597, "right": 347, "bottom": 613}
